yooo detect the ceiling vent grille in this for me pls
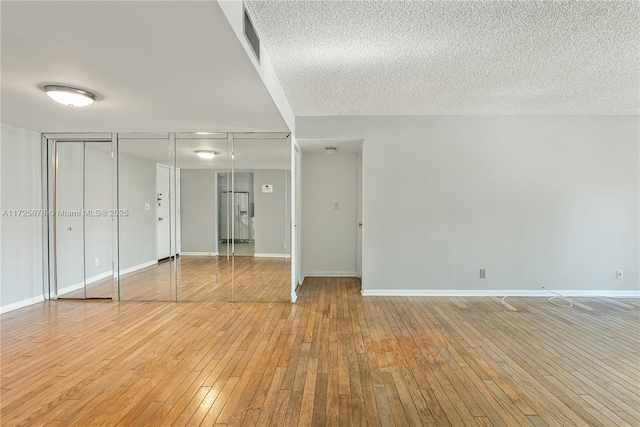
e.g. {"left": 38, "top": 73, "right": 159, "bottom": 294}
{"left": 243, "top": 6, "right": 260, "bottom": 63}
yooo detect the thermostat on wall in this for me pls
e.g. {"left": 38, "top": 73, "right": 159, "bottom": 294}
{"left": 262, "top": 184, "right": 273, "bottom": 193}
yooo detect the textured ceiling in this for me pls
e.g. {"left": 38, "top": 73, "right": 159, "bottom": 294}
{"left": 246, "top": 1, "right": 639, "bottom": 116}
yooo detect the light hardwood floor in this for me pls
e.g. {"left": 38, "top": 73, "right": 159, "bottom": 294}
{"left": 1, "top": 278, "right": 639, "bottom": 426}
{"left": 60, "top": 256, "right": 290, "bottom": 302}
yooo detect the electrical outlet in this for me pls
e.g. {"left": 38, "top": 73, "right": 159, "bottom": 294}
{"left": 144, "top": 203, "right": 150, "bottom": 211}
{"left": 616, "top": 270, "right": 623, "bottom": 279}
{"left": 95, "top": 258, "right": 100, "bottom": 266}
{"left": 479, "top": 269, "right": 486, "bottom": 279}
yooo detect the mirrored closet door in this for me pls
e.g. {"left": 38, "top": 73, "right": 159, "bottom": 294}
{"left": 54, "top": 140, "right": 114, "bottom": 299}
{"left": 46, "top": 132, "right": 292, "bottom": 302}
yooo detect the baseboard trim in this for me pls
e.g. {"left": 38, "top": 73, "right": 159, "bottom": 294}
{"left": 254, "top": 253, "right": 290, "bottom": 258}
{"left": 58, "top": 282, "right": 85, "bottom": 295}
{"left": 118, "top": 260, "right": 158, "bottom": 276}
{"left": 361, "top": 289, "right": 640, "bottom": 297}
{"left": 181, "top": 252, "right": 219, "bottom": 256}
{"left": 304, "top": 271, "right": 359, "bottom": 278}
{"left": 87, "top": 270, "right": 113, "bottom": 285}
{"left": 1, "top": 294, "right": 45, "bottom": 314}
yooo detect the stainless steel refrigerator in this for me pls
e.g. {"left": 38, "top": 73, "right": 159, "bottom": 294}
{"left": 220, "top": 191, "right": 251, "bottom": 242}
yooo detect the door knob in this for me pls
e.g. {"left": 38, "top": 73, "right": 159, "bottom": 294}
{"left": 159, "top": 217, "right": 163, "bottom": 221}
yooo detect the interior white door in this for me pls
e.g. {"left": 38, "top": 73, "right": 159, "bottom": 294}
{"left": 156, "top": 165, "right": 171, "bottom": 260}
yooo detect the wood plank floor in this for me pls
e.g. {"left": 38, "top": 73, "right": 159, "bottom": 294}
{"left": 2, "top": 278, "right": 639, "bottom": 426}
{"left": 60, "top": 256, "right": 290, "bottom": 302}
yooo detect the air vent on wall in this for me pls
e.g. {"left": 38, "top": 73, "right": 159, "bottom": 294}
{"left": 243, "top": 6, "right": 260, "bottom": 63}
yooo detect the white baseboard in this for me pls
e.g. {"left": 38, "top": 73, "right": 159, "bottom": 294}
{"left": 118, "top": 260, "right": 158, "bottom": 276}
{"left": 361, "top": 289, "right": 640, "bottom": 297}
{"left": 181, "top": 252, "right": 219, "bottom": 256}
{"left": 304, "top": 271, "right": 358, "bottom": 278}
{"left": 58, "top": 270, "right": 115, "bottom": 295}
{"left": 254, "top": 253, "right": 290, "bottom": 258}
{"left": 87, "top": 270, "right": 113, "bottom": 285}
{"left": 1, "top": 294, "right": 45, "bottom": 314}
{"left": 58, "top": 281, "right": 85, "bottom": 295}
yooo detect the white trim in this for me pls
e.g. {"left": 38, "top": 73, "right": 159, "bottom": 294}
{"left": 361, "top": 289, "right": 640, "bottom": 297}
{"left": 304, "top": 271, "right": 358, "bottom": 278}
{"left": 181, "top": 252, "right": 219, "bottom": 256}
{"left": 86, "top": 270, "right": 113, "bottom": 285}
{"left": 0, "top": 294, "right": 45, "bottom": 314}
{"left": 58, "top": 281, "right": 85, "bottom": 295}
{"left": 254, "top": 253, "right": 290, "bottom": 258}
{"left": 118, "top": 260, "right": 158, "bottom": 276}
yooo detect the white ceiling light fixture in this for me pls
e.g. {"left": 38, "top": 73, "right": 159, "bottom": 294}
{"left": 44, "top": 85, "right": 96, "bottom": 107}
{"left": 325, "top": 147, "right": 338, "bottom": 155}
{"left": 196, "top": 132, "right": 213, "bottom": 135}
{"left": 195, "top": 150, "right": 217, "bottom": 159}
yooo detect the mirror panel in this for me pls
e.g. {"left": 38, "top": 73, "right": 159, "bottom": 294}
{"left": 232, "top": 136, "right": 291, "bottom": 302}
{"left": 55, "top": 142, "right": 85, "bottom": 298}
{"left": 175, "top": 134, "right": 232, "bottom": 301}
{"left": 84, "top": 141, "right": 114, "bottom": 298}
{"left": 117, "top": 136, "right": 175, "bottom": 301}
{"left": 47, "top": 132, "right": 293, "bottom": 303}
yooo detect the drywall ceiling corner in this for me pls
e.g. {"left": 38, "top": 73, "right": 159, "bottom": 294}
{"left": 217, "top": 1, "right": 296, "bottom": 133}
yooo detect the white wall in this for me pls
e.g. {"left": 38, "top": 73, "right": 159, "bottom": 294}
{"left": 253, "top": 169, "right": 289, "bottom": 256}
{"left": 118, "top": 153, "right": 157, "bottom": 271}
{"left": 297, "top": 116, "right": 640, "bottom": 295}
{"left": 302, "top": 153, "right": 358, "bottom": 277}
{"left": 1, "top": 123, "right": 43, "bottom": 312}
{"left": 84, "top": 145, "right": 113, "bottom": 280}
{"left": 181, "top": 169, "right": 218, "bottom": 254}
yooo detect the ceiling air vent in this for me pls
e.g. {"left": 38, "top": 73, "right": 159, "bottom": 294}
{"left": 243, "top": 6, "right": 260, "bottom": 63}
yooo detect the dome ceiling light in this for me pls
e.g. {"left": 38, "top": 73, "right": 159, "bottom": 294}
{"left": 195, "top": 150, "right": 217, "bottom": 159}
{"left": 44, "top": 85, "right": 97, "bottom": 107}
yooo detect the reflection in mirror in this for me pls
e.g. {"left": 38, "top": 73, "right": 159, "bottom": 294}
{"left": 55, "top": 142, "right": 85, "bottom": 298}
{"left": 233, "top": 136, "right": 291, "bottom": 302}
{"left": 83, "top": 141, "right": 114, "bottom": 298}
{"left": 54, "top": 141, "right": 113, "bottom": 299}
{"left": 117, "top": 136, "right": 175, "bottom": 301}
{"left": 175, "top": 134, "right": 232, "bottom": 301}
